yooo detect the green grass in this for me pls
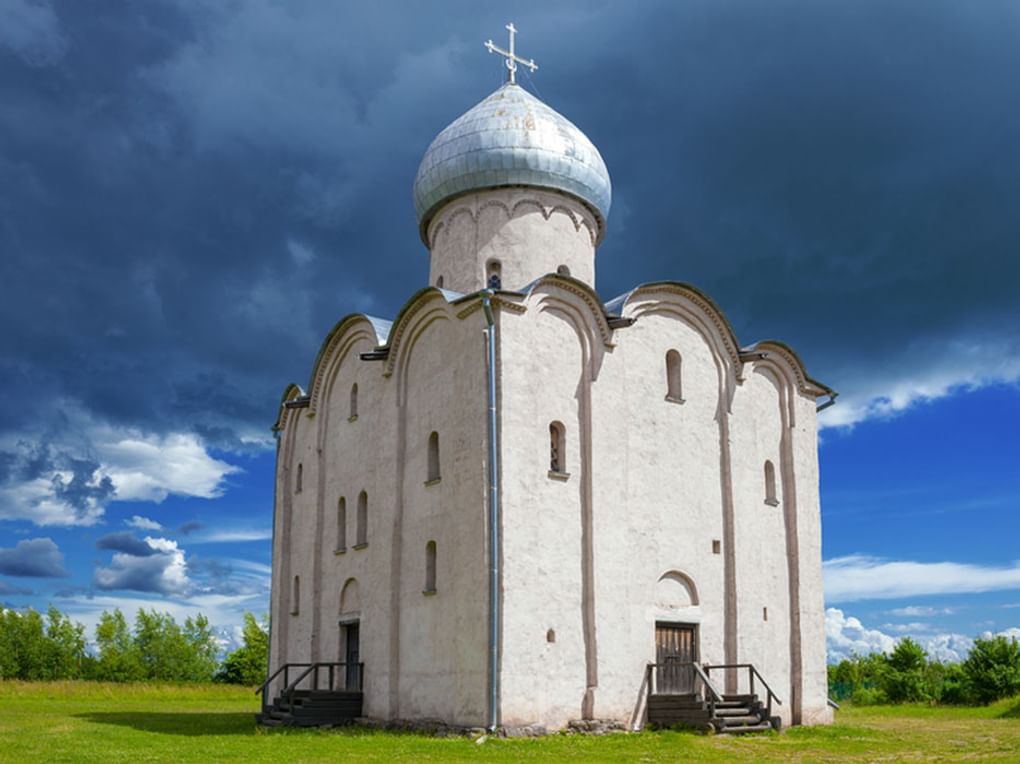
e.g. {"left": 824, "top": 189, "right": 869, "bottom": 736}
{"left": 1, "top": 681, "right": 1019, "bottom": 762}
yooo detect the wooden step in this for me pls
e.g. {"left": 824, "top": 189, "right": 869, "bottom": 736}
{"left": 717, "top": 722, "right": 774, "bottom": 735}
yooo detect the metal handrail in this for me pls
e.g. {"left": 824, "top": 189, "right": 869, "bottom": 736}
{"left": 257, "top": 661, "right": 363, "bottom": 711}
{"left": 703, "top": 662, "right": 782, "bottom": 720}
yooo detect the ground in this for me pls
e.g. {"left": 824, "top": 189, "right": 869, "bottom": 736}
{"left": 1, "top": 682, "right": 1018, "bottom": 762}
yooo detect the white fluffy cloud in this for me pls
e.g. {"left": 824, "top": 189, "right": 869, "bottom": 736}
{"left": 0, "top": 413, "right": 241, "bottom": 527}
{"left": 825, "top": 555, "right": 1020, "bottom": 602}
{"left": 95, "top": 431, "right": 239, "bottom": 503}
{"left": 93, "top": 537, "right": 190, "bottom": 595}
{"left": 826, "top": 608, "right": 897, "bottom": 661}
{"left": 819, "top": 336, "right": 1020, "bottom": 430}
{"left": 125, "top": 515, "right": 163, "bottom": 531}
{"left": 826, "top": 608, "right": 1020, "bottom": 663}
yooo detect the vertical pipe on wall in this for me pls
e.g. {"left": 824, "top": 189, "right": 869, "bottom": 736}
{"left": 482, "top": 292, "right": 500, "bottom": 733}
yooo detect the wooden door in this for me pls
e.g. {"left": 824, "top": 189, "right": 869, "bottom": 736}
{"left": 655, "top": 622, "right": 698, "bottom": 694}
{"left": 343, "top": 622, "right": 360, "bottom": 690}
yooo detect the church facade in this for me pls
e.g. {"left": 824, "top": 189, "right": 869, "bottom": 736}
{"left": 267, "top": 45, "right": 835, "bottom": 732}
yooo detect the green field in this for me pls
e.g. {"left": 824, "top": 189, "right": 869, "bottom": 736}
{"left": 1, "top": 682, "right": 1018, "bottom": 762}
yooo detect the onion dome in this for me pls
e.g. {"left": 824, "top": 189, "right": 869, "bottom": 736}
{"left": 413, "top": 83, "right": 612, "bottom": 244}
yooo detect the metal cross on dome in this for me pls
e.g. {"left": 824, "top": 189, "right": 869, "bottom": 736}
{"left": 484, "top": 22, "right": 538, "bottom": 85}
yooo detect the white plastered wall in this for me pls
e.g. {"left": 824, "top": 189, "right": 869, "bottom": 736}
{"left": 269, "top": 299, "right": 491, "bottom": 726}
{"left": 426, "top": 188, "right": 598, "bottom": 293}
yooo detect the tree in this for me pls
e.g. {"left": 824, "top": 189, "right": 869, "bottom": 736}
{"left": 962, "top": 636, "right": 1020, "bottom": 704}
{"left": 216, "top": 612, "right": 269, "bottom": 686}
{"left": 94, "top": 609, "right": 143, "bottom": 681}
{"left": 883, "top": 637, "right": 930, "bottom": 703}
{"left": 181, "top": 614, "right": 219, "bottom": 682}
{"left": 42, "top": 606, "right": 86, "bottom": 679}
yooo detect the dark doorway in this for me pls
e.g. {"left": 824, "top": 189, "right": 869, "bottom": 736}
{"left": 342, "top": 621, "right": 360, "bottom": 690}
{"left": 655, "top": 622, "right": 698, "bottom": 694}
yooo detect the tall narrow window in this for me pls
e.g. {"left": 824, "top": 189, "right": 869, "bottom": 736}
{"left": 336, "top": 497, "right": 347, "bottom": 553}
{"left": 426, "top": 431, "right": 441, "bottom": 483}
{"left": 549, "top": 421, "right": 566, "bottom": 474}
{"left": 436, "top": 275, "right": 444, "bottom": 288}
{"left": 349, "top": 383, "right": 358, "bottom": 421}
{"left": 290, "top": 575, "right": 300, "bottom": 615}
{"left": 665, "top": 350, "right": 683, "bottom": 402}
{"left": 487, "top": 259, "right": 502, "bottom": 290}
{"left": 355, "top": 491, "right": 368, "bottom": 547}
{"left": 424, "top": 540, "right": 437, "bottom": 594}
{"left": 764, "top": 460, "right": 779, "bottom": 506}
{"left": 295, "top": 463, "right": 303, "bottom": 493}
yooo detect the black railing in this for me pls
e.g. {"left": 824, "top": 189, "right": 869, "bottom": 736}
{"left": 703, "top": 663, "right": 782, "bottom": 720}
{"left": 256, "top": 661, "right": 364, "bottom": 711}
{"left": 646, "top": 660, "right": 723, "bottom": 719}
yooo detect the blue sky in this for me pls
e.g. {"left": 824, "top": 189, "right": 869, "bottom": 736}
{"left": 1, "top": 0, "right": 1018, "bottom": 658}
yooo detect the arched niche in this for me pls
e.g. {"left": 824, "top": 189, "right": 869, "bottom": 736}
{"left": 654, "top": 570, "right": 700, "bottom": 610}
{"left": 339, "top": 577, "right": 361, "bottom": 617}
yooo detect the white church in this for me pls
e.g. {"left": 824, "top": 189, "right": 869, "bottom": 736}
{"left": 262, "top": 25, "right": 836, "bottom": 734}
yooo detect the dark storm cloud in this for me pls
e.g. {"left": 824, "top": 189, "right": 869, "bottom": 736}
{"left": 0, "top": 0, "right": 1018, "bottom": 471}
{"left": 0, "top": 538, "right": 68, "bottom": 578}
{"left": 51, "top": 457, "right": 115, "bottom": 510}
{"left": 0, "top": 581, "right": 34, "bottom": 596}
{"left": 95, "top": 532, "right": 158, "bottom": 557}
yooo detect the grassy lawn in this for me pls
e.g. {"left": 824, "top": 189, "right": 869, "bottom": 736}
{"left": 1, "top": 682, "right": 1018, "bottom": 763}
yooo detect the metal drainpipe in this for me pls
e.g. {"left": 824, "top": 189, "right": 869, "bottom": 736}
{"left": 265, "top": 426, "right": 282, "bottom": 710}
{"left": 482, "top": 291, "right": 500, "bottom": 733}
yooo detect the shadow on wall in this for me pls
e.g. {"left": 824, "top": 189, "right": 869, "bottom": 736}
{"left": 77, "top": 712, "right": 256, "bottom": 736}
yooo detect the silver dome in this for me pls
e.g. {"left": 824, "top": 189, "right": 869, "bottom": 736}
{"left": 413, "top": 84, "right": 612, "bottom": 244}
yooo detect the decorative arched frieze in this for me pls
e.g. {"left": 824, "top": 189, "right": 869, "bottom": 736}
{"left": 427, "top": 193, "right": 598, "bottom": 249}
{"left": 382, "top": 287, "right": 459, "bottom": 378}
{"left": 749, "top": 360, "right": 798, "bottom": 430}
{"left": 615, "top": 283, "right": 743, "bottom": 371}
{"left": 305, "top": 314, "right": 390, "bottom": 413}
{"left": 272, "top": 383, "right": 308, "bottom": 433}
{"left": 744, "top": 340, "right": 832, "bottom": 398}
{"left": 524, "top": 275, "right": 615, "bottom": 351}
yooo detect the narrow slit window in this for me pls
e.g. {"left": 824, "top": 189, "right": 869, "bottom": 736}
{"left": 665, "top": 350, "right": 683, "bottom": 402}
{"left": 487, "top": 259, "right": 502, "bottom": 290}
{"left": 336, "top": 497, "right": 347, "bottom": 552}
{"left": 295, "top": 463, "right": 303, "bottom": 494}
{"left": 549, "top": 421, "right": 566, "bottom": 473}
{"left": 424, "top": 540, "right": 437, "bottom": 594}
{"left": 427, "top": 431, "right": 441, "bottom": 483}
{"left": 290, "top": 575, "right": 300, "bottom": 615}
{"left": 355, "top": 491, "right": 368, "bottom": 546}
{"left": 349, "top": 383, "right": 358, "bottom": 420}
{"left": 764, "top": 460, "right": 779, "bottom": 506}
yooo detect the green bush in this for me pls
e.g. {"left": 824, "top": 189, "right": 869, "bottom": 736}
{"left": 962, "top": 636, "right": 1020, "bottom": 704}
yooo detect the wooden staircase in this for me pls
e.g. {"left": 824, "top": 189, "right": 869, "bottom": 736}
{"left": 255, "top": 662, "right": 363, "bottom": 728}
{"left": 646, "top": 662, "right": 781, "bottom": 734}
{"left": 256, "top": 688, "right": 362, "bottom": 727}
